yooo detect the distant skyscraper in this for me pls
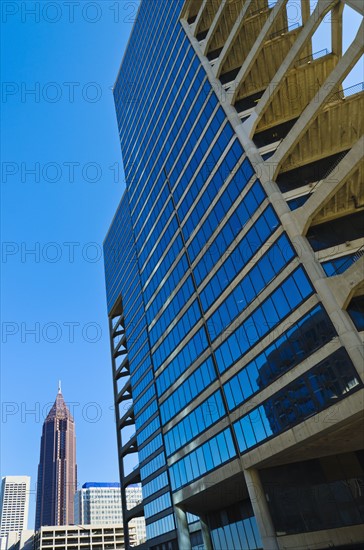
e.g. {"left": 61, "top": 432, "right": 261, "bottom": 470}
{"left": 74, "top": 482, "right": 146, "bottom": 546}
{"left": 74, "top": 483, "right": 123, "bottom": 525}
{"left": 0, "top": 476, "right": 30, "bottom": 548}
{"left": 35, "top": 385, "right": 77, "bottom": 530}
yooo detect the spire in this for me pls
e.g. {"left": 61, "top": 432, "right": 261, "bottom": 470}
{"left": 45, "top": 385, "right": 73, "bottom": 422}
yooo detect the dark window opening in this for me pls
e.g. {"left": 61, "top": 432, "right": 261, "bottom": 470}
{"left": 347, "top": 295, "right": 364, "bottom": 331}
{"left": 196, "top": 29, "right": 208, "bottom": 41}
{"left": 253, "top": 118, "right": 298, "bottom": 148}
{"left": 219, "top": 67, "right": 240, "bottom": 85}
{"left": 234, "top": 91, "right": 265, "bottom": 113}
{"left": 260, "top": 452, "right": 364, "bottom": 535}
{"left": 306, "top": 211, "right": 364, "bottom": 251}
{"left": 207, "top": 47, "right": 223, "bottom": 61}
{"left": 277, "top": 150, "right": 350, "bottom": 193}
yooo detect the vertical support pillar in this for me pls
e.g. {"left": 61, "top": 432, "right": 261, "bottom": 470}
{"left": 244, "top": 468, "right": 279, "bottom": 550}
{"left": 332, "top": 2, "right": 344, "bottom": 57}
{"left": 174, "top": 507, "right": 192, "bottom": 550}
{"left": 200, "top": 515, "right": 213, "bottom": 550}
{"left": 300, "top": 0, "right": 311, "bottom": 23}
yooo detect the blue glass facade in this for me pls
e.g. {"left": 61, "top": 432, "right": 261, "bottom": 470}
{"left": 104, "top": 1, "right": 363, "bottom": 549}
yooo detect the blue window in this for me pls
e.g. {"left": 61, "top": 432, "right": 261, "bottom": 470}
{"left": 146, "top": 513, "right": 175, "bottom": 540}
{"left": 160, "top": 357, "right": 217, "bottom": 424}
{"left": 215, "top": 267, "right": 314, "bottom": 374}
{"left": 165, "top": 390, "right": 226, "bottom": 456}
{"left": 142, "top": 472, "right": 169, "bottom": 500}
{"left": 233, "top": 348, "right": 361, "bottom": 453}
{"left": 207, "top": 234, "right": 295, "bottom": 339}
{"left": 170, "top": 428, "right": 236, "bottom": 491}
{"left": 156, "top": 327, "right": 209, "bottom": 396}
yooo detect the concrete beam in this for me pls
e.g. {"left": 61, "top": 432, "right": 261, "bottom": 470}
{"left": 200, "top": 516, "right": 213, "bottom": 550}
{"left": 300, "top": 0, "right": 311, "bottom": 23}
{"left": 294, "top": 135, "right": 364, "bottom": 235}
{"left": 244, "top": 0, "right": 338, "bottom": 137}
{"left": 326, "top": 255, "right": 364, "bottom": 309}
{"left": 229, "top": 0, "right": 289, "bottom": 104}
{"left": 191, "top": 0, "right": 209, "bottom": 37}
{"left": 174, "top": 506, "right": 192, "bottom": 549}
{"left": 203, "top": 0, "right": 227, "bottom": 55}
{"left": 332, "top": 2, "right": 344, "bottom": 56}
{"left": 213, "top": 0, "right": 255, "bottom": 77}
{"left": 269, "top": 20, "right": 364, "bottom": 179}
{"left": 244, "top": 468, "right": 279, "bottom": 550}
{"left": 344, "top": 0, "right": 364, "bottom": 15}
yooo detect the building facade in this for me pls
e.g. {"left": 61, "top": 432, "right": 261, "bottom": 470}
{"left": 0, "top": 477, "right": 30, "bottom": 550}
{"left": 32, "top": 523, "right": 133, "bottom": 550}
{"left": 104, "top": 1, "right": 364, "bottom": 549}
{"left": 35, "top": 387, "right": 77, "bottom": 530}
{"left": 74, "top": 482, "right": 146, "bottom": 546}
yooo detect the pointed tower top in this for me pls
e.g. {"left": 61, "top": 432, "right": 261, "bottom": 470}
{"left": 45, "top": 385, "right": 73, "bottom": 422}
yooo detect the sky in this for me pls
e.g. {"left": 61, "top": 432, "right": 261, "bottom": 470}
{"left": 1, "top": 0, "right": 140, "bottom": 527}
{"left": 1, "top": 0, "right": 363, "bottom": 531}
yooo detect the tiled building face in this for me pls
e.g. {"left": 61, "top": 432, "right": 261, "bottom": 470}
{"left": 104, "top": 1, "right": 364, "bottom": 549}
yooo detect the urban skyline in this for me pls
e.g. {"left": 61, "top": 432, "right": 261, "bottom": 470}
{"left": 2, "top": 1, "right": 364, "bottom": 550}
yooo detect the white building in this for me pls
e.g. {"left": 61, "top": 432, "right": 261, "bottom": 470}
{"left": 74, "top": 483, "right": 145, "bottom": 546}
{"left": 0, "top": 477, "right": 30, "bottom": 550}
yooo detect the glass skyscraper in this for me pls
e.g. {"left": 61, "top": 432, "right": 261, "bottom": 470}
{"left": 74, "top": 482, "right": 146, "bottom": 546}
{"left": 104, "top": 1, "right": 364, "bottom": 549}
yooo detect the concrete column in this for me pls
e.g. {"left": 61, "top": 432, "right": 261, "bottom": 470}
{"left": 244, "top": 468, "right": 279, "bottom": 550}
{"left": 174, "top": 507, "right": 192, "bottom": 550}
{"left": 191, "top": 0, "right": 208, "bottom": 37}
{"left": 270, "top": 19, "right": 364, "bottom": 178}
{"left": 332, "top": 2, "right": 344, "bottom": 57}
{"left": 230, "top": 0, "right": 289, "bottom": 103}
{"left": 199, "top": 515, "right": 213, "bottom": 550}
{"left": 203, "top": 0, "right": 228, "bottom": 55}
{"left": 294, "top": 135, "right": 364, "bottom": 235}
{"left": 300, "top": 0, "right": 311, "bottom": 23}
{"left": 244, "top": 0, "right": 337, "bottom": 137}
{"left": 214, "top": 0, "right": 255, "bottom": 77}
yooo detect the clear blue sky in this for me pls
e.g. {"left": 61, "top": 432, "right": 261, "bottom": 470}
{"left": 1, "top": 0, "right": 140, "bottom": 528}
{"left": 0, "top": 0, "right": 362, "bottom": 531}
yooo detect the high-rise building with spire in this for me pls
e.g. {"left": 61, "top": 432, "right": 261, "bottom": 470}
{"left": 35, "top": 385, "right": 77, "bottom": 530}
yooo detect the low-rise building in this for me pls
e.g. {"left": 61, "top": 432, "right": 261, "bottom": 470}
{"left": 33, "top": 523, "right": 134, "bottom": 550}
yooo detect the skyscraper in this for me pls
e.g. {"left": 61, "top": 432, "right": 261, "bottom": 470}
{"left": 0, "top": 476, "right": 30, "bottom": 549}
{"left": 74, "top": 482, "right": 146, "bottom": 546}
{"left": 74, "top": 482, "right": 123, "bottom": 525}
{"left": 104, "top": 1, "right": 364, "bottom": 549}
{"left": 35, "top": 386, "right": 77, "bottom": 530}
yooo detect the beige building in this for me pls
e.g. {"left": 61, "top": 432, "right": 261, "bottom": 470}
{"left": 32, "top": 524, "right": 135, "bottom": 550}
